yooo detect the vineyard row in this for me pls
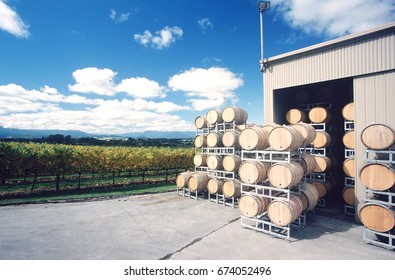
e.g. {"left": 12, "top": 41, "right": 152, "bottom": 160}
{"left": 0, "top": 142, "right": 194, "bottom": 184}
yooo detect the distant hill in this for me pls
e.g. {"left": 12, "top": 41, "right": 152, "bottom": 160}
{"left": 0, "top": 126, "right": 91, "bottom": 139}
{"left": 0, "top": 126, "right": 195, "bottom": 139}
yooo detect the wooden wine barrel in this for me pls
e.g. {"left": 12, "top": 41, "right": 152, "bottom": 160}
{"left": 206, "top": 155, "right": 223, "bottom": 170}
{"left": 187, "top": 172, "right": 208, "bottom": 192}
{"left": 207, "top": 131, "right": 223, "bottom": 147}
{"left": 300, "top": 154, "right": 317, "bottom": 176}
{"left": 222, "top": 155, "right": 242, "bottom": 172}
{"left": 194, "top": 135, "right": 207, "bottom": 148}
{"left": 342, "top": 102, "right": 354, "bottom": 121}
{"left": 262, "top": 123, "right": 280, "bottom": 134}
{"left": 310, "top": 181, "right": 332, "bottom": 198}
{"left": 342, "top": 157, "right": 355, "bottom": 178}
{"left": 342, "top": 130, "right": 355, "bottom": 149}
{"left": 268, "top": 125, "right": 304, "bottom": 151}
{"left": 361, "top": 124, "right": 395, "bottom": 150}
{"left": 238, "top": 161, "right": 270, "bottom": 184}
{"left": 239, "top": 193, "right": 269, "bottom": 218}
{"left": 286, "top": 108, "right": 306, "bottom": 124}
{"left": 206, "top": 109, "right": 223, "bottom": 125}
{"left": 176, "top": 171, "right": 194, "bottom": 189}
{"left": 193, "top": 154, "right": 207, "bottom": 167}
{"left": 194, "top": 116, "right": 208, "bottom": 129}
{"left": 313, "top": 156, "right": 332, "bottom": 173}
{"left": 311, "top": 131, "right": 332, "bottom": 148}
{"left": 239, "top": 126, "right": 269, "bottom": 151}
{"left": 300, "top": 183, "right": 320, "bottom": 212}
{"left": 267, "top": 194, "right": 303, "bottom": 226}
{"left": 222, "top": 106, "right": 248, "bottom": 124}
{"left": 222, "top": 179, "right": 242, "bottom": 198}
{"left": 308, "top": 107, "right": 331, "bottom": 123}
{"left": 268, "top": 161, "right": 304, "bottom": 189}
{"left": 342, "top": 185, "right": 355, "bottom": 206}
{"left": 207, "top": 177, "right": 224, "bottom": 194}
{"left": 222, "top": 130, "right": 240, "bottom": 148}
{"left": 358, "top": 200, "right": 395, "bottom": 232}
{"left": 291, "top": 122, "right": 316, "bottom": 145}
{"left": 360, "top": 163, "right": 395, "bottom": 191}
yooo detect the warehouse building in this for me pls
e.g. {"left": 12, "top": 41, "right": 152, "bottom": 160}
{"left": 262, "top": 21, "right": 395, "bottom": 219}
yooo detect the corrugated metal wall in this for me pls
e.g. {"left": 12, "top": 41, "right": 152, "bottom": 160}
{"left": 264, "top": 24, "right": 395, "bottom": 124}
{"left": 354, "top": 71, "right": 395, "bottom": 207}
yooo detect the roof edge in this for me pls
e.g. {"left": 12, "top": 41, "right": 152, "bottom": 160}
{"left": 266, "top": 21, "right": 395, "bottom": 64}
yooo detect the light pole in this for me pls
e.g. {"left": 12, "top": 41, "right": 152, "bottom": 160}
{"left": 258, "top": 1, "right": 270, "bottom": 72}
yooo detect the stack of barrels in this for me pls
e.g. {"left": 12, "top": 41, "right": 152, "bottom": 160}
{"left": 286, "top": 106, "right": 334, "bottom": 204}
{"left": 358, "top": 123, "right": 395, "bottom": 246}
{"left": 341, "top": 102, "right": 356, "bottom": 209}
{"left": 177, "top": 106, "right": 248, "bottom": 200}
{"left": 238, "top": 122, "right": 320, "bottom": 227}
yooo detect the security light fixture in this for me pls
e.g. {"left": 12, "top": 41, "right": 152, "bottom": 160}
{"left": 258, "top": 1, "right": 270, "bottom": 12}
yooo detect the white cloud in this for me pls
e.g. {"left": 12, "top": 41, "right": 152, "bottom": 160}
{"left": 168, "top": 67, "right": 244, "bottom": 110}
{"left": 129, "top": 98, "right": 189, "bottom": 113}
{"left": 0, "top": 98, "right": 193, "bottom": 134}
{"left": 110, "top": 8, "right": 130, "bottom": 23}
{"left": 134, "top": 26, "right": 183, "bottom": 49}
{"left": 0, "top": 0, "right": 29, "bottom": 38}
{"left": 0, "top": 72, "right": 193, "bottom": 134}
{"left": 0, "top": 83, "right": 102, "bottom": 115}
{"left": 69, "top": 67, "right": 170, "bottom": 99}
{"left": 116, "top": 77, "right": 166, "bottom": 99}
{"left": 68, "top": 67, "right": 118, "bottom": 96}
{"left": 198, "top": 17, "right": 213, "bottom": 33}
{"left": 273, "top": 0, "right": 395, "bottom": 38}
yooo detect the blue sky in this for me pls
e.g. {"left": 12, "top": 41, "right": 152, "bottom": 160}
{"left": 0, "top": 0, "right": 394, "bottom": 134}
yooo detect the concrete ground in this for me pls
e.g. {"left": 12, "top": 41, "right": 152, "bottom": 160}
{"left": 0, "top": 191, "right": 393, "bottom": 260}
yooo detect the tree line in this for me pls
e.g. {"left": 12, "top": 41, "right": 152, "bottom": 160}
{"left": 1, "top": 134, "right": 194, "bottom": 147}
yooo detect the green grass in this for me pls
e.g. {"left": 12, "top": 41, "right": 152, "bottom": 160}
{"left": 0, "top": 182, "right": 176, "bottom": 206}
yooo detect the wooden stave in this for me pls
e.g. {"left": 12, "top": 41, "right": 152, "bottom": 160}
{"left": 194, "top": 116, "right": 208, "bottom": 129}
{"left": 312, "top": 131, "right": 332, "bottom": 148}
{"left": 239, "top": 126, "right": 270, "bottom": 151}
{"left": 313, "top": 155, "right": 332, "bottom": 173}
{"left": 238, "top": 193, "right": 268, "bottom": 218}
{"left": 222, "top": 179, "right": 243, "bottom": 198}
{"left": 206, "top": 131, "right": 223, "bottom": 148}
{"left": 308, "top": 107, "right": 331, "bottom": 123}
{"left": 361, "top": 123, "right": 395, "bottom": 150}
{"left": 342, "top": 102, "right": 355, "bottom": 121}
{"left": 222, "top": 130, "right": 240, "bottom": 148}
{"left": 358, "top": 200, "right": 395, "bottom": 232}
{"left": 291, "top": 122, "right": 317, "bottom": 146}
{"left": 286, "top": 108, "right": 306, "bottom": 124}
{"left": 176, "top": 171, "right": 195, "bottom": 189}
{"left": 238, "top": 161, "right": 270, "bottom": 184}
{"left": 193, "top": 154, "right": 207, "bottom": 167}
{"left": 222, "top": 155, "right": 242, "bottom": 172}
{"left": 342, "top": 157, "right": 355, "bottom": 178}
{"left": 343, "top": 130, "right": 355, "bottom": 149}
{"left": 206, "top": 109, "right": 223, "bottom": 125}
{"left": 207, "top": 177, "right": 224, "bottom": 194}
{"left": 187, "top": 173, "right": 208, "bottom": 192}
{"left": 222, "top": 106, "right": 248, "bottom": 124}
{"left": 342, "top": 185, "right": 355, "bottom": 206}
{"left": 360, "top": 163, "right": 395, "bottom": 191}
{"left": 206, "top": 154, "right": 223, "bottom": 170}
{"left": 194, "top": 135, "right": 207, "bottom": 148}
{"left": 268, "top": 125, "right": 304, "bottom": 152}
{"left": 268, "top": 161, "right": 304, "bottom": 189}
